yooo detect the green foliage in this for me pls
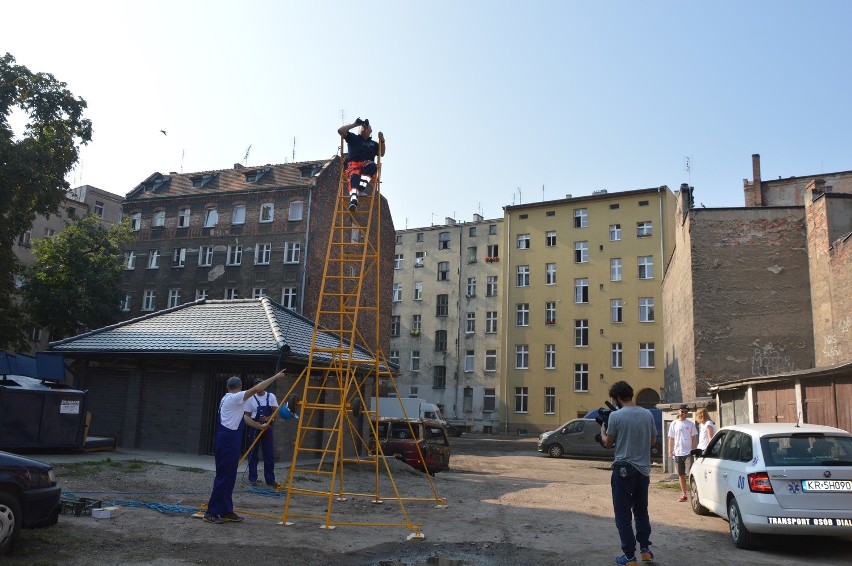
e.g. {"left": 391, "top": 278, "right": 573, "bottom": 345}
{"left": 21, "top": 214, "right": 133, "bottom": 340}
{"left": 0, "top": 52, "right": 91, "bottom": 348}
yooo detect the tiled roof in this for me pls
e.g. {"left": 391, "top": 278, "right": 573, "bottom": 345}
{"left": 49, "top": 299, "right": 376, "bottom": 364}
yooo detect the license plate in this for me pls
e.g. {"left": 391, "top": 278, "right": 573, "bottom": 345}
{"left": 801, "top": 480, "right": 852, "bottom": 492}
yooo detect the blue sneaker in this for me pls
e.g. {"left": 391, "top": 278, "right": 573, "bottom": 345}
{"left": 615, "top": 555, "right": 638, "bottom": 566}
{"left": 640, "top": 547, "right": 654, "bottom": 561}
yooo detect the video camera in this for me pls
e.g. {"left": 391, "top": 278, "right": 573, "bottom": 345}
{"left": 593, "top": 400, "right": 619, "bottom": 448}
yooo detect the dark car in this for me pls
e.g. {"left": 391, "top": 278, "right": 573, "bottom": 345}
{"left": 0, "top": 450, "right": 61, "bottom": 555}
{"left": 369, "top": 418, "right": 451, "bottom": 474}
{"left": 537, "top": 418, "right": 613, "bottom": 458}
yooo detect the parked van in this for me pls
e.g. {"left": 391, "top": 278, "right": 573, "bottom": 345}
{"left": 368, "top": 418, "right": 451, "bottom": 474}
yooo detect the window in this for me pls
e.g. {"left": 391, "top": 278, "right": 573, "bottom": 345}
{"left": 464, "top": 350, "right": 475, "bottom": 372}
{"left": 465, "top": 312, "right": 475, "bottom": 333}
{"left": 395, "top": 234, "right": 403, "bottom": 245}
{"left": 44, "top": 228, "right": 55, "bottom": 238}
{"left": 255, "top": 243, "right": 272, "bottom": 265}
{"left": 204, "top": 208, "right": 218, "bottom": 227}
{"left": 124, "top": 251, "right": 136, "bottom": 270}
{"left": 412, "top": 314, "right": 421, "bottom": 332}
{"left": 515, "top": 345, "right": 529, "bottom": 369}
{"left": 252, "top": 288, "right": 267, "bottom": 299}
{"left": 152, "top": 210, "right": 165, "bottom": 227}
{"left": 392, "top": 283, "right": 402, "bottom": 302}
{"left": 18, "top": 229, "right": 32, "bottom": 247}
{"left": 611, "top": 343, "right": 623, "bottom": 368}
{"left": 435, "top": 330, "right": 447, "bottom": 352}
{"left": 467, "top": 246, "right": 477, "bottom": 263}
{"left": 120, "top": 294, "right": 131, "bottom": 312}
{"left": 545, "top": 387, "right": 556, "bottom": 414}
{"left": 131, "top": 213, "right": 141, "bottom": 231}
{"left": 574, "top": 241, "right": 588, "bottom": 263}
{"left": 545, "top": 302, "right": 556, "bottom": 324}
{"left": 226, "top": 245, "right": 243, "bottom": 266}
{"left": 574, "top": 364, "right": 589, "bottom": 392}
{"left": 516, "top": 265, "right": 530, "bottom": 287}
{"left": 394, "top": 254, "right": 403, "bottom": 269}
{"left": 466, "top": 277, "right": 476, "bottom": 297}
{"left": 416, "top": 232, "right": 424, "bottom": 242}
{"left": 409, "top": 386, "right": 419, "bottom": 398}
{"left": 410, "top": 350, "right": 420, "bottom": 372}
{"left": 640, "top": 342, "right": 655, "bottom": 368}
{"left": 486, "top": 244, "right": 499, "bottom": 259}
{"left": 484, "top": 350, "right": 497, "bottom": 372}
{"left": 489, "top": 224, "right": 497, "bottom": 235}
{"left": 168, "top": 289, "right": 181, "bottom": 308}
{"left": 638, "top": 256, "right": 654, "bottom": 279}
{"left": 147, "top": 249, "right": 160, "bottom": 269}
{"left": 437, "top": 261, "right": 450, "bottom": 281}
{"left": 517, "top": 233, "right": 530, "bottom": 249}
{"left": 288, "top": 201, "right": 303, "bottom": 221}
{"left": 389, "top": 350, "right": 400, "bottom": 366}
{"left": 231, "top": 205, "right": 246, "bottom": 225}
{"left": 486, "top": 276, "right": 498, "bottom": 297}
{"left": 196, "top": 289, "right": 209, "bottom": 301}
{"left": 94, "top": 201, "right": 104, "bottom": 218}
{"left": 469, "top": 226, "right": 477, "bottom": 237}
{"left": 485, "top": 311, "right": 497, "bottom": 333}
{"left": 515, "top": 387, "right": 528, "bottom": 413}
{"left": 433, "top": 366, "right": 446, "bottom": 389}
{"left": 390, "top": 315, "right": 401, "bottom": 337}
{"left": 199, "top": 246, "right": 213, "bottom": 267}
{"left": 414, "top": 281, "right": 423, "bottom": 301}
{"left": 609, "top": 224, "right": 621, "bottom": 241}
{"left": 463, "top": 387, "right": 473, "bottom": 411}
{"left": 611, "top": 299, "right": 623, "bottom": 323}
{"left": 142, "top": 290, "right": 156, "bottom": 311}
{"left": 284, "top": 242, "right": 301, "bottom": 264}
{"left": 66, "top": 207, "right": 76, "bottom": 218}
{"left": 260, "top": 203, "right": 274, "bottom": 223}
{"left": 281, "top": 288, "right": 297, "bottom": 309}
{"left": 639, "top": 200, "right": 649, "bottom": 207}
{"left": 639, "top": 297, "right": 655, "bottom": 322}
{"left": 545, "top": 263, "right": 556, "bottom": 285}
{"left": 30, "top": 327, "right": 41, "bottom": 342}
{"left": 516, "top": 303, "right": 529, "bottom": 326}
{"left": 414, "top": 251, "right": 425, "bottom": 267}
{"left": 172, "top": 248, "right": 186, "bottom": 267}
{"left": 637, "top": 221, "right": 652, "bottom": 237}
{"left": 545, "top": 344, "right": 556, "bottom": 369}
{"left": 224, "top": 288, "right": 238, "bottom": 300}
{"left": 573, "top": 208, "right": 588, "bottom": 228}
{"left": 610, "top": 258, "right": 622, "bottom": 281}
{"left": 178, "top": 207, "right": 190, "bottom": 228}
{"left": 574, "top": 319, "right": 589, "bottom": 347}
{"left": 438, "top": 232, "right": 450, "bottom": 250}
{"left": 436, "top": 294, "right": 448, "bottom": 316}
{"left": 574, "top": 278, "right": 589, "bottom": 303}
{"left": 546, "top": 231, "right": 556, "bottom": 247}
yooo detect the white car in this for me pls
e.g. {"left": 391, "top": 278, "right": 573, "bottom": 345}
{"left": 689, "top": 423, "right": 852, "bottom": 549}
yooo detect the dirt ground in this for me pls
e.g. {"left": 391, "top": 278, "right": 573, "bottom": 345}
{"left": 7, "top": 436, "right": 852, "bottom": 566}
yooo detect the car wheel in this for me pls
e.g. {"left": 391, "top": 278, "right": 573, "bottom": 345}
{"left": 547, "top": 444, "right": 563, "bottom": 458}
{"left": 0, "top": 492, "right": 23, "bottom": 556}
{"left": 689, "top": 477, "right": 710, "bottom": 516}
{"left": 727, "top": 496, "right": 756, "bottom": 549}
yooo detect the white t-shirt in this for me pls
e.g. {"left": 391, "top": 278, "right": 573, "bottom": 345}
{"left": 668, "top": 418, "right": 698, "bottom": 457}
{"left": 246, "top": 392, "right": 279, "bottom": 420}
{"left": 698, "top": 420, "right": 716, "bottom": 450}
{"left": 219, "top": 391, "right": 248, "bottom": 430}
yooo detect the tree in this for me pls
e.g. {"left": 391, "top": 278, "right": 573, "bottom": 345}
{"left": 21, "top": 214, "right": 133, "bottom": 340}
{"left": 0, "top": 53, "right": 92, "bottom": 348}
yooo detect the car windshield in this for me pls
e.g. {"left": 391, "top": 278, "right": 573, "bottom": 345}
{"left": 761, "top": 434, "right": 852, "bottom": 466}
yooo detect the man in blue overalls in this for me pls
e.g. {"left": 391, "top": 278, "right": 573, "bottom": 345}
{"left": 246, "top": 377, "right": 279, "bottom": 487}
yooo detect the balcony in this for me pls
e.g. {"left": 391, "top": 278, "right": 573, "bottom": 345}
{"left": 485, "top": 256, "right": 500, "bottom": 263}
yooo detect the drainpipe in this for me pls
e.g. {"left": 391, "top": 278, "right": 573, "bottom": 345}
{"left": 298, "top": 179, "right": 315, "bottom": 314}
{"left": 503, "top": 211, "right": 511, "bottom": 435}
{"left": 454, "top": 225, "right": 463, "bottom": 419}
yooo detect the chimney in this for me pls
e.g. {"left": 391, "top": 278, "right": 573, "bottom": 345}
{"left": 473, "top": 213, "right": 483, "bottom": 222}
{"left": 445, "top": 217, "right": 456, "bottom": 225}
{"left": 234, "top": 163, "right": 245, "bottom": 170}
{"left": 752, "top": 154, "right": 761, "bottom": 189}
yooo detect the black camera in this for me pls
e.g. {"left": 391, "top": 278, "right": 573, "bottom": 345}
{"left": 593, "top": 400, "right": 618, "bottom": 448}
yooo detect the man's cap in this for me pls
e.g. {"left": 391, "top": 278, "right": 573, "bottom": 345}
{"left": 226, "top": 376, "right": 242, "bottom": 389}
{"left": 678, "top": 404, "right": 689, "bottom": 410}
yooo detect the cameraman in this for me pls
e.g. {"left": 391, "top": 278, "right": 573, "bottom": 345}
{"left": 599, "top": 381, "right": 656, "bottom": 566}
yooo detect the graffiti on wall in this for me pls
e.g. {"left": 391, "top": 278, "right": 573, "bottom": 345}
{"left": 751, "top": 342, "right": 797, "bottom": 376}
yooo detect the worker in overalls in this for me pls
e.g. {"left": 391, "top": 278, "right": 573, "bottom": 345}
{"left": 337, "top": 117, "right": 386, "bottom": 211}
{"left": 246, "top": 377, "right": 280, "bottom": 487}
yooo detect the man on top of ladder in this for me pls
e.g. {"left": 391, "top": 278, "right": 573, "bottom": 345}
{"left": 338, "top": 117, "right": 385, "bottom": 211}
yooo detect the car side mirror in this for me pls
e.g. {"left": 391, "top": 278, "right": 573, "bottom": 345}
{"left": 690, "top": 448, "right": 704, "bottom": 458}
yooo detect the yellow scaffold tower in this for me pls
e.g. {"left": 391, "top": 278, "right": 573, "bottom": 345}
{"left": 277, "top": 136, "right": 445, "bottom": 538}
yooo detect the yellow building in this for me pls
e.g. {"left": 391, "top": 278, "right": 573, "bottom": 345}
{"left": 501, "top": 187, "right": 675, "bottom": 434}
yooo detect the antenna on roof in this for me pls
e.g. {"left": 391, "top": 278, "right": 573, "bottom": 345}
{"left": 684, "top": 156, "right": 692, "bottom": 184}
{"left": 244, "top": 145, "right": 252, "bottom": 165}
{"left": 181, "top": 149, "right": 185, "bottom": 173}
{"left": 293, "top": 137, "right": 296, "bottom": 162}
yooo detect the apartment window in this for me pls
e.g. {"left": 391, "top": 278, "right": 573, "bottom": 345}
{"left": 410, "top": 350, "right": 420, "bottom": 372}
{"left": 260, "top": 203, "right": 274, "bottom": 223}
{"left": 142, "top": 290, "right": 156, "bottom": 311}
{"left": 433, "top": 366, "right": 446, "bottom": 389}
{"left": 517, "top": 233, "right": 530, "bottom": 249}
{"left": 395, "top": 234, "right": 403, "bottom": 245}
{"left": 147, "top": 249, "right": 160, "bottom": 269}
{"left": 416, "top": 232, "right": 424, "bottom": 242}
{"left": 30, "top": 328, "right": 41, "bottom": 342}
{"left": 252, "top": 288, "right": 267, "bottom": 299}
{"left": 409, "top": 386, "right": 419, "bottom": 398}
{"left": 515, "top": 387, "right": 528, "bottom": 413}
{"left": 544, "top": 344, "right": 556, "bottom": 369}
{"left": 609, "top": 224, "right": 621, "bottom": 241}
{"left": 437, "top": 261, "right": 450, "bottom": 281}
{"left": 515, "top": 344, "right": 529, "bottom": 369}
{"left": 638, "top": 256, "right": 654, "bottom": 279}
{"left": 435, "top": 330, "right": 447, "bottom": 352}
{"left": 204, "top": 208, "right": 218, "bottom": 227}
{"left": 131, "top": 213, "right": 141, "bottom": 231}
{"left": 469, "top": 226, "right": 476, "bottom": 237}
{"left": 574, "top": 278, "right": 589, "bottom": 303}
{"left": 516, "top": 303, "right": 529, "bottom": 326}
{"left": 640, "top": 342, "right": 655, "bottom": 368}
{"left": 486, "top": 276, "right": 498, "bottom": 297}
{"left": 573, "top": 208, "right": 588, "bottom": 228}
{"left": 18, "top": 229, "right": 32, "bottom": 247}
{"left": 611, "top": 299, "right": 623, "bottom": 323}
{"left": 486, "top": 244, "right": 499, "bottom": 258}
{"left": 284, "top": 242, "right": 301, "bottom": 264}
{"left": 545, "top": 263, "right": 556, "bottom": 285}
{"left": 639, "top": 297, "right": 655, "bottom": 322}
{"left": 516, "top": 265, "right": 530, "bottom": 287}
{"left": 485, "top": 350, "right": 497, "bottom": 372}
{"left": 545, "top": 302, "right": 556, "bottom": 324}
{"left": 611, "top": 343, "right": 623, "bottom": 369}
{"left": 412, "top": 314, "right": 421, "bottom": 332}
{"left": 414, "top": 251, "right": 425, "bottom": 267}
{"left": 231, "top": 205, "right": 246, "bottom": 224}
{"left": 464, "top": 387, "right": 473, "bottom": 411}
{"left": 44, "top": 228, "right": 55, "bottom": 238}
{"left": 281, "top": 287, "right": 297, "bottom": 309}
{"left": 438, "top": 232, "right": 450, "bottom": 250}
{"left": 610, "top": 258, "right": 622, "bottom": 282}
{"left": 172, "top": 248, "right": 186, "bottom": 267}
{"left": 414, "top": 281, "right": 423, "bottom": 301}
{"left": 168, "top": 289, "right": 181, "bottom": 308}
{"left": 436, "top": 294, "right": 448, "bottom": 316}
{"left": 288, "top": 201, "right": 303, "bottom": 221}
{"left": 226, "top": 245, "right": 242, "bottom": 266}
{"left": 466, "top": 277, "right": 476, "bottom": 297}
{"left": 485, "top": 311, "right": 497, "bottom": 334}
{"left": 392, "top": 283, "right": 403, "bottom": 302}
{"left": 224, "top": 288, "right": 238, "bottom": 300}
{"left": 389, "top": 350, "right": 400, "bottom": 366}
{"left": 178, "top": 207, "right": 190, "bottom": 228}
{"left": 637, "top": 221, "right": 652, "bottom": 237}
{"left": 489, "top": 224, "right": 497, "bottom": 235}
{"left": 546, "top": 231, "right": 556, "bottom": 247}
{"left": 574, "top": 241, "right": 589, "bottom": 263}
{"left": 467, "top": 246, "right": 477, "bottom": 263}
{"left": 544, "top": 387, "right": 556, "bottom": 414}
{"left": 199, "top": 246, "right": 213, "bottom": 267}
{"left": 574, "top": 319, "right": 589, "bottom": 347}
{"left": 120, "top": 294, "right": 131, "bottom": 312}
{"left": 94, "top": 201, "right": 104, "bottom": 218}
{"left": 195, "top": 289, "right": 209, "bottom": 301}
{"left": 255, "top": 243, "right": 272, "bottom": 265}
{"left": 124, "top": 251, "right": 136, "bottom": 270}
{"left": 152, "top": 210, "right": 165, "bottom": 228}
{"left": 390, "top": 315, "right": 401, "bottom": 337}
{"left": 574, "top": 363, "right": 589, "bottom": 392}
{"left": 464, "top": 350, "right": 475, "bottom": 372}
{"left": 465, "top": 312, "right": 476, "bottom": 333}
{"left": 394, "top": 254, "right": 403, "bottom": 269}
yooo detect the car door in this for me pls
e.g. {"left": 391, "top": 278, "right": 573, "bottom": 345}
{"left": 556, "top": 419, "right": 590, "bottom": 456}
{"left": 715, "top": 431, "right": 752, "bottom": 511}
{"left": 694, "top": 430, "right": 728, "bottom": 515}
{"left": 583, "top": 419, "right": 612, "bottom": 457}
{"left": 423, "top": 423, "right": 451, "bottom": 472}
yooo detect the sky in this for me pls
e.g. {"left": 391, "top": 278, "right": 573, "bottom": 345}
{"left": 5, "top": 1, "right": 852, "bottom": 230}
